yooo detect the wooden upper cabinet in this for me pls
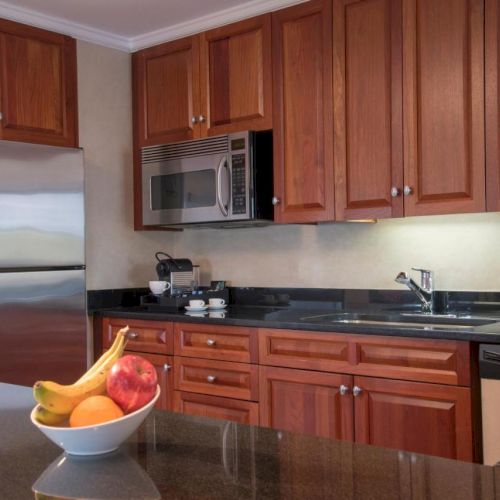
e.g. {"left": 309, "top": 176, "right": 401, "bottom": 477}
{"left": 272, "top": 0, "right": 335, "bottom": 223}
{"left": 133, "top": 36, "right": 200, "bottom": 146}
{"left": 486, "top": 0, "right": 500, "bottom": 211}
{"left": 333, "top": 0, "right": 403, "bottom": 220}
{"left": 133, "top": 16, "right": 272, "bottom": 148}
{"left": 402, "top": 0, "right": 485, "bottom": 216}
{"left": 0, "top": 18, "right": 78, "bottom": 147}
{"left": 199, "top": 15, "right": 272, "bottom": 136}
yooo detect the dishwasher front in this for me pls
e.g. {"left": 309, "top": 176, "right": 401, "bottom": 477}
{"left": 480, "top": 344, "right": 500, "bottom": 465}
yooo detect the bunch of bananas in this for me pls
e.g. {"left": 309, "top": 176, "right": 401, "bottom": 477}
{"left": 33, "top": 326, "right": 129, "bottom": 425}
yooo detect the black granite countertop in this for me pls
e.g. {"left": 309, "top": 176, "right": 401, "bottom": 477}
{"left": 4, "top": 382, "right": 500, "bottom": 499}
{"left": 93, "top": 304, "right": 500, "bottom": 343}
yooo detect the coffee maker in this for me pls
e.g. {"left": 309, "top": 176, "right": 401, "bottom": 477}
{"left": 155, "top": 252, "right": 194, "bottom": 295}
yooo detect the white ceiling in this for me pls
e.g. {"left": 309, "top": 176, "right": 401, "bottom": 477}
{"left": 0, "top": 0, "right": 305, "bottom": 52}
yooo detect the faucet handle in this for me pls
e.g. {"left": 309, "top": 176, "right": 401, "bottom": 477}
{"left": 411, "top": 268, "right": 433, "bottom": 291}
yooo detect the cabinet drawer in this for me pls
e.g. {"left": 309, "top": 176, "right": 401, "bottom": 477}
{"left": 259, "top": 328, "right": 351, "bottom": 372}
{"left": 259, "top": 328, "right": 470, "bottom": 386}
{"left": 174, "top": 323, "right": 258, "bottom": 363}
{"left": 174, "top": 391, "right": 259, "bottom": 425}
{"left": 174, "top": 357, "right": 259, "bottom": 401}
{"left": 353, "top": 335, "right": 471, "bottom": 386}
{"left": 102, "top": 317, "right": 173, "bottom": 355}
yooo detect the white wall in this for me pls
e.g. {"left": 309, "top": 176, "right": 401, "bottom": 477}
{"left": 78, "top": 40, "right": 500, "bottom": 293}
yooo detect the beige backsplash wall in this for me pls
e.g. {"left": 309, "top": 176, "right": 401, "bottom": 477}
{"left": 174, "top": 212, "right": 500, "bottom": 291}
{"left": 78, "top": 40, "right": 500, "bottom": 292}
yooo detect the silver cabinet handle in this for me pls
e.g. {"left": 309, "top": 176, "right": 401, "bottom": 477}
{"left": 206, "top": 339, "right": 216, "bottom": 346}
{"left": 339, "top": 384, "right": 349, "bottom": 396}
{"left": 163, "top": 363, "right": 171, "bottom": 371}
{"left": 198, "top": 114, "right": 206, "bottom": 123}
{"left": 191, "top": 116, "right": 198, "bottom": 124}
{"left": 403, "top": 185, "right": 413, "bottom": 196}
{"left": 0, "top": 112, "right": 3, "bottom": 121}
{"left": 207, "top": 375, "right": 217, "bottom": 383}
{"left": 127, "top": 332, "right": 139, "bottom": 340}
{"left": 353, "top": 386, "right": 362, "bottom": 397}
{"left": 272, "top": 196, "right": 280, "bottom": 206}
{"left": 216, "top": 156, "right": 229, "bottom": 217}
{"left": 391, "top": 187, "right": 401, "bottom": 198}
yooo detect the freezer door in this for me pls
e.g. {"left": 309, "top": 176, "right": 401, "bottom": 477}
{"left": 0, "top": 140, "right": 84, "bottom": 268}
{"left": 0, "top": 270, "right": 87, "bottom": 386}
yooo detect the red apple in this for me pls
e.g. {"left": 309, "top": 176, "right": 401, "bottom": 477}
{"left": 106, "top": 355, "right": 158, "bottom": 413}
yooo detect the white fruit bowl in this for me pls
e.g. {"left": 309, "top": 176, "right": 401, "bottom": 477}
{"left": 30, "top": 385, "right": 160, "bottom": 456}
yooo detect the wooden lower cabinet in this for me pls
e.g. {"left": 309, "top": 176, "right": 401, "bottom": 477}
{"left": 174, "top": 391, "right": 259, "bottom": 425}
{"left": 259, "top": 366, "right": 473, "bottom": 461}
{"left": 354, "top": 376, "right": 473, "bottom": 461}
{"left": 123, "top": 350, "right": 174, "bottom": 412}
{"left": 99, "top": 318, "right": 475, "bottom": 461}
{"left": 259, "top": 366, "right": 354, "bottom": 440}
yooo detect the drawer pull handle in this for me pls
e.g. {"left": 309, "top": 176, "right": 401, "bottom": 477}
{"left": 207, "top": 375, "right": 217, "bottom": 383}
{"left": 127, "top": 332, "right": 139, "bottom": 340}
{"left": 206, "top": 339, "right": 216, "bottom": 346}
{"left": 339, "top": 384, "right": 349, "bottom": 396}
{"left": 163, "top": 363, "right": 171, "bottom": 371}
{"left": 353, "top": 386, "right": 362, "bottom": 397}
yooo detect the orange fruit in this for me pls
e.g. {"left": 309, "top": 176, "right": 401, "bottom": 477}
{"left": 69, "top": 395, "right": 124, "bottom": 427}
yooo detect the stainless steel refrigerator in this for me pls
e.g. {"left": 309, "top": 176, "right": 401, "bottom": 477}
{"left": 0, "top": 140, "right": 87, "bottom": 386}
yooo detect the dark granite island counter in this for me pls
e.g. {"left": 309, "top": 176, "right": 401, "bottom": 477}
{"left": 2, "top": 383, "right": 500, "bottom": 499}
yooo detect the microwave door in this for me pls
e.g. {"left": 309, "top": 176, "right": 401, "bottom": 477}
{"left": 142, "top": 152, "right": 231, "bottom": 225}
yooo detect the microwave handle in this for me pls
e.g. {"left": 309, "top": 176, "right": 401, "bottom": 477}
{"left": 217, "top": 155, "right": 229, "bottom": 217}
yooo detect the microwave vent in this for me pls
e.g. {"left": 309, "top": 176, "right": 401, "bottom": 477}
{"left": 141, "top": 135, "right": 229, "bottom": 164}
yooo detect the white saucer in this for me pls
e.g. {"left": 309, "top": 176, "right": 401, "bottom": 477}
{"left": 207, "top": 304, "right": 227, "bottom": 310}
{"left": 185, "top": 305, "right": 208, "bottom": 312}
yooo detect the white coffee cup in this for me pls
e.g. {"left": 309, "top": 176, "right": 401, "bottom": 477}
{"left": 189, "top": 299, "right": 205, "bottom": 308}
{"left": 209, "top": 298, "right": 225, "bottom": 307}
{"left": 149, "top": 280, "right": 170, "bottom": 295}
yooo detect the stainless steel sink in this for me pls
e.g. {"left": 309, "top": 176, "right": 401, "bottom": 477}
{"left": 299, "top": 312, "right": 497, "bottom": 330}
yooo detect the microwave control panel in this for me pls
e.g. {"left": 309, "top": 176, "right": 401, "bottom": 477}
{"left": 231, "top": 154, "right": 246, "bottom": 214}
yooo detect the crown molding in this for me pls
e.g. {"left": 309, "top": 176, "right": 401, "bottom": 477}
{"left": 0, "top": 0, "right": 306, "bottom": 53}
{"left": 129, "top": 0, "right": 306, "bottom": 51}
{"left": 0, "top": 0, "right": 132, "bottom": 51}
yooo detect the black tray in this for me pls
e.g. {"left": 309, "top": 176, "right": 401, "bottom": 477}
{"left": 140, "top": 289, "right": 229, "bottom": 311}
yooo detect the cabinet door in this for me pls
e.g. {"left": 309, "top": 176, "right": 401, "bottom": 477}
{"left": 200, "top": 15, "right": 272, "bottom": 136}
{"left": 133, "top": 35, "right": 200, "bottom": 146}
{"left": 333, "top": 0, "right": 403, "bottom": 220}
{"left": 259, "top": 366, "right": 353, "bottom": 440}
{"left": 124, "top": 350, "right": 174, "bottom": 411}
{"left": 486, "top": 0, "right": 500, "bottom": 211}
{"left": 354, "top": 376, "right": 473, "bottom": 461}
{"left": 272, "top": 0, "right": 335, "bottom": 223}
{"left": 174, "top": 391, "right": 259, "bottom": 425}
{"left": 0, "top": 19, "right": 77, "bottom": 147}
{"left": 402, "top": 0, "right": 485, "bottom": 216}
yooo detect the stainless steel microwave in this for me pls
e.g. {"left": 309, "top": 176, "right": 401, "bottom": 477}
{"left": 141, "top": 131, "right": 273, "bottom": 228}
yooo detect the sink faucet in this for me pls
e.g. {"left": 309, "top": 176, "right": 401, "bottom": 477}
{"left": 395, "top": 268, "right": 434, "bottom": 313}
